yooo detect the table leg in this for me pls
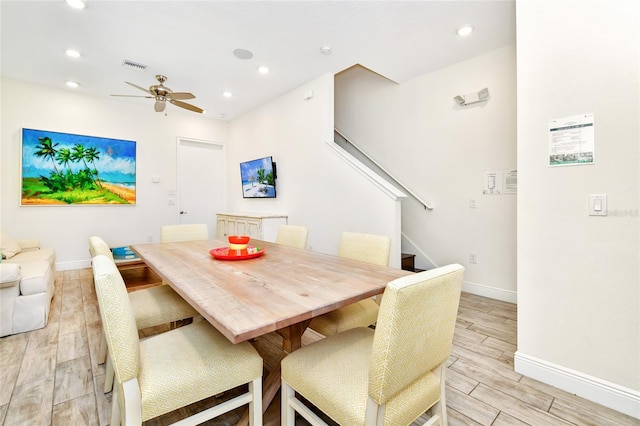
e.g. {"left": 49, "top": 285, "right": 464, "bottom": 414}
{"left": 236, "top": 320, "right": 311, "bottom": 426}
{"left": 277, "top": 320, "right": 310, "bottom": 353}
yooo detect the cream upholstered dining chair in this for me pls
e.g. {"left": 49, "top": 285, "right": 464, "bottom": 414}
{"left": 160, "top": 223, "right": 209, "bottom": 243}
{"left": 159, "top": 223, "right": 209, "bottom": 296}
{"left": 308, "top": 231, "right": 391, "bottom": 336}
{"left": 275, "top": 225, "right": 309, "bottom": 249}
{"left": 281, "top": 264, "right": 465, "bottom": 426}
{"left": 88, "top": 236, "right": 199, "bottom": 393}
{"left": 92, "top": 254, "right": 263, "bottom": 426}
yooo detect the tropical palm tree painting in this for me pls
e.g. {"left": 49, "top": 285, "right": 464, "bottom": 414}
{"left": 240, "top": 156, "right": 276, "bottom": 198}
{"left": 21, "top": 128, "right": 136, "bottom": 205}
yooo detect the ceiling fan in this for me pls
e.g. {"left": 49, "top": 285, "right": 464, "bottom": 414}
{"left": 111, "top": 75, "right": 203, "bottom": 113}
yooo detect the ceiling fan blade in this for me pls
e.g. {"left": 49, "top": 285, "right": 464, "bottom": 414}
{"left": 154, "top": 100, "right": 166, "bottom": 112}
{"left": 126, "top": 81, "right": 153, "bottom": 95}
{"left": 168, "top": 92, "right": 195, "bottom": 100}
{"left": 170, "top": 99, "right": 203, "bottom": 113}
{"left": 110, "top": 94, "right": 154, "bottom": 98}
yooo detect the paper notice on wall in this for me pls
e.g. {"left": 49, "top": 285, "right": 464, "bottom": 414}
{"left": 549, "top": 113, "right": 594, "bottom": 166}
{"left": 504, "top": 169, "right": 517, "bottom": 194}
{"left": 483, "top": 170, "right": 503, "bottom": 194}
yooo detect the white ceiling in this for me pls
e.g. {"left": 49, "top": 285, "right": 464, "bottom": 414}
{"left": 1, "top": 1, "right": 515, "bottom": 121}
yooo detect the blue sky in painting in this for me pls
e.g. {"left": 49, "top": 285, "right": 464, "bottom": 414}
{"left": 22, "top": 128, "right": 136, "bottom": 184}
{"left": 240, "top": 156, "right": 273, "bottom": 183}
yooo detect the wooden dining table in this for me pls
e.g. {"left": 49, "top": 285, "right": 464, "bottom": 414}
{"left": 130, "top": 238, "right": 412, "bottom": 423}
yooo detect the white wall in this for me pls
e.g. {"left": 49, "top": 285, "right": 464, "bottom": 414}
{"left": 227, "top": 73, "right": 403, "bottom": 266}
{"left": 515, "top": 0, "right": 639, "bottom": 418}
{"left": 0, "top": 77, "right": 228, "bottom": 270}
{"left": 335, "top": 45, "right": 517, "bottom": 302}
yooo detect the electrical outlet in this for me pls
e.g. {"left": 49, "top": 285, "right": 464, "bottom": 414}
{"left": 469, "top": 253, "right": 477, "bottom": 264}
{"left": 148, "top": 235, "right": 153, "bottom": 242}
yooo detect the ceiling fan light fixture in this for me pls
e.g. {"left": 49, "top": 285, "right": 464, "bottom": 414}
{"left": 113, "top": 75, "right": 202, "bottom": 113}
{"left": 154, "top": 99, "right": 166, "bottom": 112}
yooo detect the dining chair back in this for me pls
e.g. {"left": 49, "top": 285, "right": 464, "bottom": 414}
{"left": 338, "top": 231, "right": 391, "bottom": 266}
{"left": 88, "top": 235, "right": 114, "bottom": 259}
{"left": 160, "top": 223, "right": 209, "bottom": 243}
{"left": 88, "top": 236, "right": 198, "bottom": 394}
{"left": 275, "top": 225, "right": 309, "bottom": 249}
{"left": 308, "top": 231, "right": 391, "bottom": 336}
{"left": 93, "top": 254, "right": 263, "bottom": 425}
{"left": 281, "top": 264, "right": 465, "bottom": 426}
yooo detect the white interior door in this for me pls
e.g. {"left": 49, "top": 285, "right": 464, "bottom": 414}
{"left": 177, "top": 138, "right": 226, "bottom": 238}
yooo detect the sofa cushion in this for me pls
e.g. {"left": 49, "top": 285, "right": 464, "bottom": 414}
{"left": 4, "top": 247, "right": 56, "bottom": 268}
{"left": 19, "top": 261, "right": 52, "bottom": 296}
{"left": 0, "top": 263, "right": 21, "bottom": 288}
{"left": 0, "top": 231, "right": 22, "bottom": 259}
{"left": 17, "top": 239, "right": 41, "bottom": 252}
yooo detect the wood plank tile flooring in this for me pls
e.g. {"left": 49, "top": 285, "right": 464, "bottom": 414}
{"left": 1, "top": 269, "right": 637, "bottom": 426}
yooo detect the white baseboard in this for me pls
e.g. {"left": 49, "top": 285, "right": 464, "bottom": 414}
{"left": 462, "top": 279, "right": 517, "bottom": 304}
{"left": 56, "top": 259, "right": 91, "bottom": 271}
{"left": 515, "top": 351, "right": 640, "bottom": 420}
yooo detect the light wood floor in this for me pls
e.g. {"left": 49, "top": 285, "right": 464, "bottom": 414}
{"left": 1, "top": 269, "right": 638, "bottom": 426}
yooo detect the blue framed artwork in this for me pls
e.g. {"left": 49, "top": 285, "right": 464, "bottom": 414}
{"left": 21, "top": 128, "right": 136, "bottom": 205}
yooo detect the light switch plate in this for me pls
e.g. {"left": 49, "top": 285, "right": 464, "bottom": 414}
{"left": 588, "top": 194, "right": 607, "bottom": 216}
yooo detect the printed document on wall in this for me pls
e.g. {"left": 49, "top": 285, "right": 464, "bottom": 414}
{"left": 504, "top": 169, "right": 517, "bottom": 194}
{"left": 548, "top": 113, "right": 594, "bottom": 166}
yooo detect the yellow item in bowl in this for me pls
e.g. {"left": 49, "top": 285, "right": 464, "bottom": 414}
{"left": 229, "top": 243, "right": 248, "bottom": 250}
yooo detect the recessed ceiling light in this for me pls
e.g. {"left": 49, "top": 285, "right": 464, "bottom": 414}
{"left": 217, "top": 114, "right": 226, "bottom": 119}
{"left": 320, "top": 45, "right": 332, "bottom": 55}
{"left": 257, "top": 66, "right": 269, "bottom": 74}
{"left": 66, "top": 81, "right": 79, "bottom": 88}
{"left": 66, "top": 0, "right": 86, "bottom": 9}
{"left": 222, "top": 91, "right": 233, "bottom": 98}
{"left": 65, "top": 49, "right": 81, "bottom": 58}
{"left": 457, "top": 25, "right": 474, "bottom": 37}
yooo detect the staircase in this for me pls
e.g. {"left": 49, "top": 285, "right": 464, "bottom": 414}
{"left": 333, "top": 129, "right": 433, "bottom": 274}
{"left": 401, "top": 253, "right": 424, "bottom": 272}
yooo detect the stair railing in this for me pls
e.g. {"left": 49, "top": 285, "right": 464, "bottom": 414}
{"left": 334, "top": 128, "right": 433, "bottom": 210}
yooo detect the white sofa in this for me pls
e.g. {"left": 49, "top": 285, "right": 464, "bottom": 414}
{"left": 0, "top": 231, "right": 56, "bottom": 337}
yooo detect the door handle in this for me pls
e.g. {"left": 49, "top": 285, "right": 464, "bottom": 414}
{"left": 180, "top": 210, "right": 188, "bottom": 215}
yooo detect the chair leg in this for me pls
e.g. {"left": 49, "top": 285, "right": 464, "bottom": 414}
{"left": 249, "top": 377, "right": 262, "bottom": 426}
{"left": 122, "top": 378, "right": 143, "bottom": 425}
{"left": 425, "top": 363, "right": 447, "bottom": 426}
{"left": 281, "top": 380, "right": 327, "bottom": 426}
{"left": 99, "top": 332, "right": 108, "bottom": 364}
{"left": 281, "top": 380, "right": 295, "bottom": 426}
{"left": 111, "top": 384, "right": 121, "bottom": 426}
{"left": 104, "top": 353, "right": 115, "bottom": 393}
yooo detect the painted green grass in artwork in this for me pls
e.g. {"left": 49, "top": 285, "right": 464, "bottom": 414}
{"left": 22, "top": 177, "right": 128, "bottom": 204}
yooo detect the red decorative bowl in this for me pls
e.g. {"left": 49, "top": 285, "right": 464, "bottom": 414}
{"left": 228, "top": 235, "right": 250, "bottom": 244}
{"left": 228, "top": 235, "right": 250, "bottom": 250}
